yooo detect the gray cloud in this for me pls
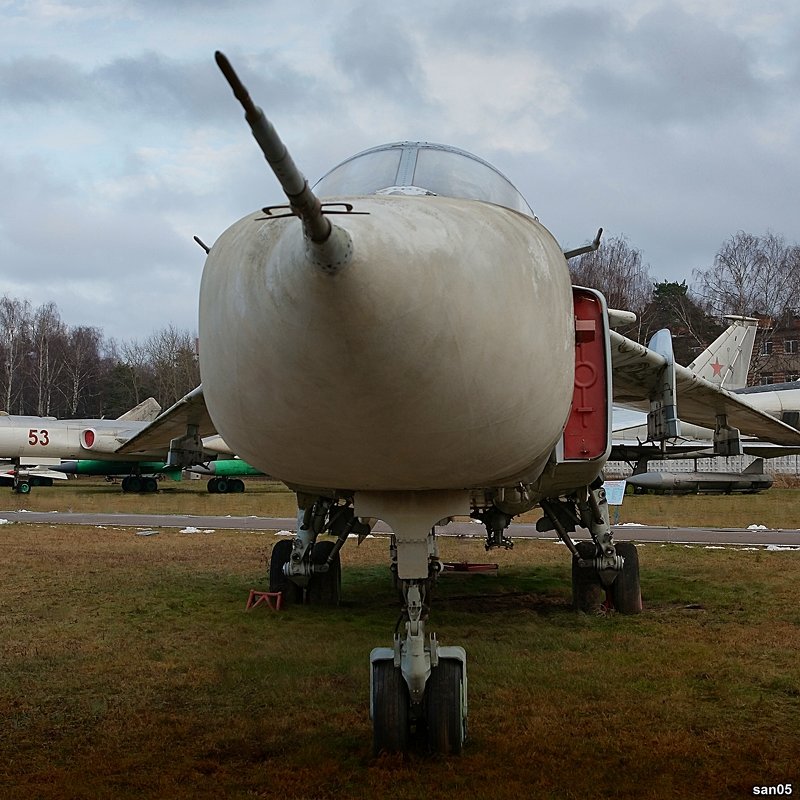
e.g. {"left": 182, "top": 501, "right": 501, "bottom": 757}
{"left": 1, "top": 0, "right": 798, "bottom": 342}
{"left": 329, "top": 3, "right": 428, "bottom": 105}
{"left": 0, "top": 49, "right": 328, "bottom": 127}
{"left": 580, "top": 6, "right": 764, "bottom": 124}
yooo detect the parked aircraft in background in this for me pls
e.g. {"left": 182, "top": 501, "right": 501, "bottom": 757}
{"left": 0, "top": 398, "right": 161, "bottom": 493}
{"left": 117, "top": 52, "right": 800, "bottom": 755}
{"left": 55, "top": 456, "right": 263, "bottom": 493}
{"left": 187, "top": 458, "right": 264, "bottom": 493}
{"left": 0, "top": 464, "right": 67, "bottom": 489}
{"left": 612, "top": 382, "right": 800, "bottom": 467}
{"left": 685, "top": 316, "right": 758, "bottom": 389}
{"left": 611, "top": 316, "right": 800, "bottom": 472}
{"left": 626, "top": 458, "right": 773, "bottom": 494}
{"left": 0, "top": 392, "right": 231, "bottom": 493}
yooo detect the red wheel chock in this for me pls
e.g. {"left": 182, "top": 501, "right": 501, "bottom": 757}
{"left": 246, "top": 589, "right": 283, "bottom": 611}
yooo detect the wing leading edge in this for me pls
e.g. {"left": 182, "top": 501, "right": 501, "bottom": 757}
{"left": 115, "top": 385, "right": 218, "bottom": 457}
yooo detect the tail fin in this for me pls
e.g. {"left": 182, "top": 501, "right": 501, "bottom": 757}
{"left": 117, "top": 397, "right": 161, "bottom": 422}
{"left": 743, "top": 458, "right": 765, "bottom": 475}
{"left": 687, "top": 316, "right": 759, "bottom": 389}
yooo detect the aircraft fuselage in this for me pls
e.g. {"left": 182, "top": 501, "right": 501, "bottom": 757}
{"left": 200, "top": 194, "right": 576, "bottom": 492}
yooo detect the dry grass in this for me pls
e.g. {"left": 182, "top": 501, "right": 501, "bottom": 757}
{"left": 4, "top": 479, "right": 800, "bottom": 531}
{"left": 1, "top": 477, "right": 298, "bottom": 518}
{"left": 1, "top": 522, "right": 799, "bottom": 799}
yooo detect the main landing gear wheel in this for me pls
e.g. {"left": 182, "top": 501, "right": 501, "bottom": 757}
{"left": 121, "top": 476, "right": 141, "bottom": 493}
{"left": 571, "top": 540, "right": 605, "bottom": 613}
{"left": 208, "top": 477, "right": 246, "bottom": 493}
{"left": 611, "top": 541, "right": 642, "bottom": 614}
{"left": 307, "top": 540, "right": 341, "bottom": 607}
{"left": 122, "top": 476, "right": 157, "bottom": 493}
{"left": 15, "top": 481, "right": 31, "bottom": 494}
{"left": 372, "top": 660, "right": 410, "bottom": 756}
{"left": 425, "top": 659, "right": 466, "bottom": 755}
{"left": 268, "top": 539, "right": 303, "bottom": 605}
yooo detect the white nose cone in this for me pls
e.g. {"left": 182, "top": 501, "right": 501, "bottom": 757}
{"left": 200, "top": 195, "right": 574, "bottom": 491}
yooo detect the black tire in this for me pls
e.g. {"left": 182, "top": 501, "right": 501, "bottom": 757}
{"left": 143, "top": 477, "right": 158, "bottom": 493}
{"left": 425, "top": 659, "right": 466, "bottom": 755}
{"left": 611, "top": 541, "right": 643, "bottom": 614}
{"left": 215, "top": 478, "right": 229, "bottom": 494}
{"left": 572, "top": 540, "right": 605, "bottom": 613}
{"left": 230, "top": 479, "right": 245, "bottom": 493}
{"left": 126, "top": 476, "right": 142, "bottom": 494}
{"left": 268, "top": 539, "right": 303, "bottom": 605}
{"left": 372, "top": 660, "right": 410, "bottom": 755}
{"left": 16, "top": 481, "right": 31, "bottom": 495}
{"left": 207, "top": 478, "right": 219, "bottom": 494}
{"left": 307, "top": 540, "right": 341, "bottom": 607}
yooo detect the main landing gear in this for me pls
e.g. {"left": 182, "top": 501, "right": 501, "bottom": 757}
{"left": 207, "top": 477, "right": 245, "bottom": 493}
{"left": 540, "top": 481, "right": 642, "bottom": 614}
{"left": 121, "top": 475, "right": 159, "bottom": 493}
{"left": 268, "top": 496, "right": 368, "bottom": 606}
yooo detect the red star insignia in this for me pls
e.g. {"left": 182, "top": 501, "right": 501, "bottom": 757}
{"left": 711, "top": 358, "right": 723, "bottom": 377}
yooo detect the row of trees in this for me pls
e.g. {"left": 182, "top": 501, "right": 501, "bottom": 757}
{"left": 0, "top": 296, "right": 199, "bottom": 418}
{"left": 2, "top": 229, "right": 798, "bottom": 418}
{"left": 570, "top": 230, "right": 800, "bottom": 374}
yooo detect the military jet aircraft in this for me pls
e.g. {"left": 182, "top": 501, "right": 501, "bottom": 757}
{"left": 0, "top": 398, "right": 160, "bottom": 493}
{"left": 0, "top": 393, "right": 231, "bottom": 493}
{"left": 118, "top": 52, "right": 800, "bottom": 755}
{"left": 55, "top": 455, "right": 262, "bottom": 493}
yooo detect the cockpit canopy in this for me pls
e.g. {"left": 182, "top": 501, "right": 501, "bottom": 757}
{"left": 313, "top": 141, "right": 534, "bottom": 217}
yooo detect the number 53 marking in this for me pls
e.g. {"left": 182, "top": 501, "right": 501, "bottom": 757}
{"left": 28, "top": 429, "right": 50, "bottom": 446}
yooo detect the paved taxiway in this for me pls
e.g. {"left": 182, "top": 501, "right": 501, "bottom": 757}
{"left": 1, "top": 511, "right": 799, "bottom": 546}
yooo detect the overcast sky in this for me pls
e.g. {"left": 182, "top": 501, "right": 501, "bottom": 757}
{"left": 1, "top": 0, "right": 798, "bottom": 343}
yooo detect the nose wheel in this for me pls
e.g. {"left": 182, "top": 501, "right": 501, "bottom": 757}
{"left": 371, "top": 659, "right": 410, "bottom": 755}
{"left": 425, "top": 658, "right": 467, "bottom": 754}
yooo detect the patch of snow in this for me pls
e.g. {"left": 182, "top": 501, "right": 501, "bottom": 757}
{"left": 0, "top": 518, "right": 10, "bottom": 525}
{"left": 275, "top": 530, "right": 294, "bottom": 537}
{"left": 619, "top": 522, "right": 645, "bottom": 526}
{"left": 747, "top": 524, "right": 768, "bottom": 530}
{"left": 180, "top": 527, "right": 215, "bottom": 534}
{"left": 766, "top": 544, "right": 800, "bottom": 552}
{"left": 136, "top": 530, "right": 159, "bottom": 537}
{"left": 704, "top": 546, "right": 726, "bottom": 550}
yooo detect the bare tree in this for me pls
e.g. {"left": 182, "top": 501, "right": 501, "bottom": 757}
{"left": 569, "top": 235, "right": 651, "bottom": 311}
{"left": 142, "top": 325, "right": 199, "bottom": 408}
{"left": 119, "top": 338, "right": 154, "bottom": 406}
{"left": 60, "top": 326, "right": 104, "bottom": 416}
{"left": 30, "top": 302, "right": 67, "bottom": 416}
{"left": 0, "top": 296, "right": 32, "bottom": 413}
{"left": 694, "top": 231, "right": 800, "bottom": 321}
{"left": 693, "top": 231, "right": 800, "bottom": 381}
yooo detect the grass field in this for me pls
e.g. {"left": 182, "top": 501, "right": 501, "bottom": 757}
{"left": 2, "top": 507, "right": 799, "bottom": 799}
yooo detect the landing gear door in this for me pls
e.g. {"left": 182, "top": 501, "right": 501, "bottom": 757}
{"left": 556, "top": 286, "right": 612, "bottom": 465}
